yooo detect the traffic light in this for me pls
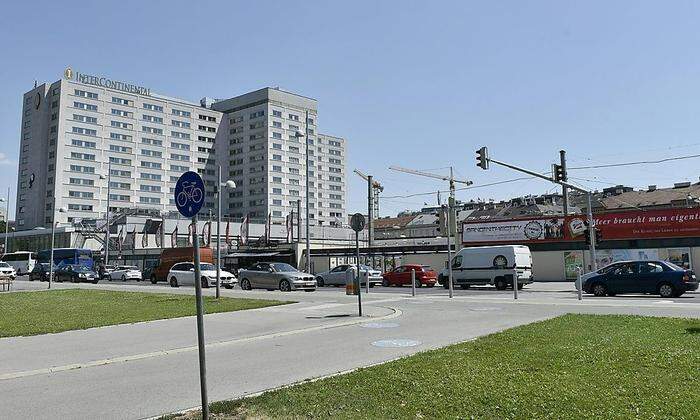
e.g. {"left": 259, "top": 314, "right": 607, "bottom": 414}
{"left": 476, "top": 147, "right": 489, "bottom": 170}
{"left": 552, "top": 164, "right": 565, "bottom": 182}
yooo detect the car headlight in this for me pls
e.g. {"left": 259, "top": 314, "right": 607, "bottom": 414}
{"left": 79, "top": 273, "right": 87, "bottom": 278}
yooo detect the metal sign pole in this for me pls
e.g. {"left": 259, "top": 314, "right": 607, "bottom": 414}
{"left": 355, "top": 230, "right": 362, "bottom": 317}
{"left": 577, "top": 267, "right": 583, "bottom": 301}
{"left": 411, "top": 268, "right": 416, "bottom": 297}
{"left": 445, "top": 205, "right": 454, "bottom": 298}
{"left": 513, "top": 275, "right": 519, "bottom": 300}
{"left": 192, "top": 215, "right": 209, "bottom": 419}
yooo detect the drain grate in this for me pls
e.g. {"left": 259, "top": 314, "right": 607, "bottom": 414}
{"left": 371, "top": 339, "right": 421, "bottom": 348}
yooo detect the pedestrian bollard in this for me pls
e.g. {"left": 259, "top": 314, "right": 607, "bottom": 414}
{"left": 365, "top": 270, "right": 370, "bottom": 294}
{"left": 411, "top": 269, "right": 416, "bottom": 297}
{"left": 576, "top": 267, "right": 583, "bottom": 301}
{"left": 513, "top": 275, "right": 518, "bottom": 300}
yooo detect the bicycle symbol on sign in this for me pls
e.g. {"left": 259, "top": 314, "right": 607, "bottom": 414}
{"left": 177, "top": 181, "right": 204, "bottom": 207}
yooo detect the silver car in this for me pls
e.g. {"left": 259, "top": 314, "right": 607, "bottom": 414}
{"left": 238, "top": 262, "right": 316, "bottom": 292}
{"left": 315, "top": 264, "right": 382, "bottom": 287}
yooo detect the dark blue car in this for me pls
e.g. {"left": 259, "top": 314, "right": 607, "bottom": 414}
{"left": 582, "top": 260, "right": 698, "bottom": 298}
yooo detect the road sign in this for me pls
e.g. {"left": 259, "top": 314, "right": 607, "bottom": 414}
{"left": 350, "top": 213, "right": 365, "bottom": 232}
{"left": 175, "top": 171, "right": 205, "bottom": 218}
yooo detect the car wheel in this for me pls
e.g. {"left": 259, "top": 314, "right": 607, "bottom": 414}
{"left": 414, "top": 280, "right": 422, "bottom": 288}
{"left": 170, "top": 277, "right": 179, "bottom": 288}
{"left": 92, "top": 279, "right": 99, "bottom": 284}
{"left": 241, "top": 278, "right": 251, "bottom": 290}
{"left": 17, "top": 269, "right": 22, "bottom": 276}
{"left": 201, "top": 277, "right": 210, "bottom": 288}
{"left": 316, "top": 277, "right": 325, "bottom": 287}
{"left": 369, "top": 283, "right": 375, "bottom": 288}
{"left": 592, "top": 282, "right": 607, "bottom": 297}
{"left": 150, "top": 275, "right": 158, "bottom": 284}
{"left": 280, "top": 279, "right": 291, "bottom": 292}
{"left": 517, "top": 283, "right": 524, "bottom": 290}
{"left": 121, "top": 274, "right": 126, "bottom": 281}
{"left": 224, "top": 284, "right": 233, "bottom": 289}
{"left": 460, "top": 284, "right": 470, "bottom": 290}
{"left": 494, "top": 277, "right": 507, "bottom": 290}
{"left": 382, "top": 278, "right": 389, "bottom": 287}
{"left": 29, "top": 276, "right": 34, "bottom": 281}
{"left": 426, "top": 283, "right": 434, "bottom": 288}
{"left": 658, "top": 283, "right": 675, "bottom": 298}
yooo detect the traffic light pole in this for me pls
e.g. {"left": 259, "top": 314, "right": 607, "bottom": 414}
{"left": 478, "top": 151, "right": 598, "bottom": 273}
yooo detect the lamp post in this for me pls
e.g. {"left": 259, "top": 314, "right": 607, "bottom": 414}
{"left": 215, "top": 165, "right": 236, "bottom": 299}
{"left": 49, "top": 206, "right": 67, "bottom": 289}
{"left": 294, "top": 127, "right": 311, "bottom": 273}
{"left": 0, "top": 188, "right": 9, "bottom": 256}
{"left": 99, "top": 161, "right": 112, "bottom": 266}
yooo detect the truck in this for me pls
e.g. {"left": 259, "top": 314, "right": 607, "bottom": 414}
{"left": 440, "top": 245, "right": 533, "bottom": 290}
{"left": 148, "top": 247, "right": 214, "bottom": 284}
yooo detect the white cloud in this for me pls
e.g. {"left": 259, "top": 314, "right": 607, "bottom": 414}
{"left": 0, "top": 153, "right": 13, "bottom": 165}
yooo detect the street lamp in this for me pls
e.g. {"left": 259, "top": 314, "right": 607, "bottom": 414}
{"left": 215, "top": 165, "right": 236, "bottom": 298}
{"left": 294, "top": 127, "right": 311, "bottom": 273}
{"left": 99, "top": 161, "right": 112, "bottom": 266}
{"left": 49, "top": 206, "right": 67, "bottom": 289}
{"left": 0, "top": 188, "right": 9, "bottom": 256}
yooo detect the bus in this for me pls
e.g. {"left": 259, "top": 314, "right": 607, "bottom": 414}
{"left": 1, "top": 251, "right": 37, "bottom": 275}
{"left": 37, "top": 248, "right": 95, "bottom": 270}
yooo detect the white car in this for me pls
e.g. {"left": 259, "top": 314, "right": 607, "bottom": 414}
{"left": 0, "top": 262, "right": 17, "bottom": 279}
{"left": 315, "top": 264, "right": 382, "bottom": 287}
{"left": 167, "top": 262, "right": 237, "bottom": 288}
{"left": 109, "top": 265, "right": 142, "bottom": 281}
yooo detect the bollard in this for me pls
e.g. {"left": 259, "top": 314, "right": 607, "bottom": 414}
{"left": 513, "top": 275, "right": 518, "bottom": 300}
{"left": 577, "top": 267, "right": 583, "bottom": 301}
{"left": 365, "top": 270, "right": 370, "bottom": 294}
{"left": 411, "top": 269, "right": 416, "bottom": 297}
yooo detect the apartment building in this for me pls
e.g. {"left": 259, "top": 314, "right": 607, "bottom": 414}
{"left": 15, "top": 69, "right": 346, "bottom": 230}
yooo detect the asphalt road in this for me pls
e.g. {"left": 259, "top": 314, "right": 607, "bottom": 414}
{"left": 1, "top": 277, "right": 698, "bottom": 419}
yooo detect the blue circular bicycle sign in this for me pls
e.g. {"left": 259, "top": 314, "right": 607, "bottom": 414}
{"left": 174, "top": 171, "right": 205, "bottom": 218}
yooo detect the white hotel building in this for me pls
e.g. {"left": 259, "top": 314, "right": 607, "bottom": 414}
{"left": 15, "top": 68, "right": 347, "bottom": 230}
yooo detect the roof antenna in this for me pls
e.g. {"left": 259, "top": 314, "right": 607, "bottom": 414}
{"left": 34, "top": 80, "right": 38, "bottom": 88}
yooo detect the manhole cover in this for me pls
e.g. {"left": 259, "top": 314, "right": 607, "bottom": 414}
{"left": 361, "top": 322, "right": 400, "bottom": 329}
{"left": 371, "top": 339, "right": 421, "bottom": 348}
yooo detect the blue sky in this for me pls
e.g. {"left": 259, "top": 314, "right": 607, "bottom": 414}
{"left": 2, "top": 1, "right": 700, "bottom": 218}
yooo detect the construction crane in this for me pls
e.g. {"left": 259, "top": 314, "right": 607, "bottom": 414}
{"left": 353, "top": 169, "right": 383, "bottom": 217}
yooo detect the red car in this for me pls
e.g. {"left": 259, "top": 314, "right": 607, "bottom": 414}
{"left": 382, "top": 264, "right": 437, "bottom": 287}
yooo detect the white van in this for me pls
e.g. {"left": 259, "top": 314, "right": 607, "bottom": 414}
{"left": 440, "top": 245, "right": 533, "bottom": 290}
{"left": 1, "top": 251, "right": 37, "bottom": 276}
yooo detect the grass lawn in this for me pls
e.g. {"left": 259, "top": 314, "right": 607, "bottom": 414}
{"left": 0, "top": 289, "right": 290, "bottom": 338}
{"left": 165, "top": 314, "right": 700, "bottom": 419}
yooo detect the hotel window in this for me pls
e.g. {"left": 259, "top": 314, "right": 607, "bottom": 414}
{"left": 290, "top": 190, "right": 299, "bottom": 196}
{"left": 142, "top": 138, "right": 163, "bottom": 146}
{"left": 111, "top": 120, "right": 133, "bottom": 129}
{"left": 272, "top": 132, "right": 282, "bottom": 139}
{"left": 140, "top": 172, "right": 161, "bottom": 181}
{"left": 74, "top": 89, "right": 98, "bottom": 99}
{"left": 69, "top": 178, "right": 94, "bottom": 186}
{"left": 142, "top": 126, "right": 163, "bottom": 135}
{"left": 170, "top": 164, "right": 189, "bottom": 172}
{"left": 109, "top": 144, "right": 131, "bottom": 153}
{"left": 140, "top": 184, "right": 162, "bottom": 193}
{"left": 171, "top": 131, "right": 190, "bottom": 139}
{"left": 198, "top": 125, "right": 216, "bottom": 133}
{"left": 171, "top": 142, "right": 190, "bottom": 151}
{"left": 198, "top": 136, "right": 215, "bottom": 143}
{"left": 289, "top": 146, "right": 300, "bottom": 153}
{"left": 249, "top": 110, "right": 265, "bottom": 119}
{"left": 171, "top": 120, "right": 190, "bottom": 128}
{"left": 290, "top": 179, "right": 300, "bottom": 185}
{"left": 109, "top": 194, "right": 131, "bottom": 201}
{"left": 68, "top": 204, "right": 94, "bottom": 211}
{"left": 198, "top": 115, "right": 217, "bottom": 122}
{"left": 68, "top": 190, "right": 94, "bottom": 199}
{"left": 142, "top": 115, "right": 163, "bottom": 124}
{"left": 74, "top": 102, "right": 98, "bottom": 111}
{"left": 307, "top": 117, "right": 314, "bottom": 124}
{"left": 329, "top": 140, "right": 341, "bottom": 147}
{"left": 273, "top": 188, "right": 282, "bottom": 195}
{"left": 170, "top": 153, "right": 189, "bottom": 161}
{"left": 330, "top": 167, "right": 342, "bottom": 173}
{"left": 110, "top": 157, "right": 132, "bottom": 165}
{"left": 70, "top": 165, "right": 95, "bottom": 174}
{"left": 229, "top": 116, "right": 243, "bottom": 124}
{"left": 272, "top": 154, "right": 282, "bottom": 161}
{"left": 139, "top": 197, "right": 161, "bottom": 204}
{"left": 272, "top": 110, "right": 282, "bottom": 117}
{"left": 73, "top": 114, "right": 98, "bottom": 124}
{"left": 289, "top": 168, "right": 300, "bottom": 175}
{"left": 273, "top": 177, "right": 282, "bottom": 183}
{"left": 289, "top": 124, "right": 299, "bottom": 131}
{"left": 71, "top": 139, "right": 96, "bottom": 148}
{"left": 143, "top": 103, "right": 163, "bottom": 112}
{"left": 71, "top": 152, "right": 95, "bottom": 161}
{"left": 111, "top": 108, "right": 132, "bottom": 118}
{"left": 288, "top": 114, "right": 299, "bottom": 121}
{"left": 112, "top": 97, "right": 132, "bottom": 106}
{"left": 172, "top": 109, "right": 191, "bottom": 117}
{"left": 141, "top": 161, "right": 162, "bottom": 169}
{"left": 110, "top": 133, "right": 133, "bottom": 141}
{"left": 272, "top": 143, "right": 282, "bottom": 150}
{"left": 110, "top": 181, "right": 131, "bottom": 189}
{"left": 272, "top": 121, "right": 282, "bottom": 128}
{"left": 272, "top": 165, "right": 282, "bottom": 172}
{"left": 141, "top": 149, "right": 162, "bottom": 157}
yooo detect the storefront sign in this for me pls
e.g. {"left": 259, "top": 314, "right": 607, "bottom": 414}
{"left": 566, "top": 208, "right": 700, "bottom": 241}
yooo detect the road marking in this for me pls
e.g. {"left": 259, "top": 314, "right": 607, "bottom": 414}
{"left": 371, "top": 339, "right": 421, "bottom": 348}
{"left": 0, "top": 306, "right": 402, "bottom": 382}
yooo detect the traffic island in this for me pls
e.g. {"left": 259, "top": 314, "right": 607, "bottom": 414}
{"left": 0, "top": 289, "right": 291, "bottom": 337}
{"left": 161, "top": 314, "right": 700, "bottom": 419}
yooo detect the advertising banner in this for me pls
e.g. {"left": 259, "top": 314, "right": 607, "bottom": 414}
{"left": 462, "top": 217, "right": 565, "bottom": 244}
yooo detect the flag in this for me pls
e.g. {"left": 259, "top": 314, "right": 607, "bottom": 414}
{"left": 240, "top": 214, "right": 248, "bottom": 245}
{"left": 117, "top": 226, "right": 124, "bottom": 254}
{"left": 171, "top": 226, "right": 178, "bottom": 248}
{"left": 187, "top": 221, "right": 195, "bottom": 246}
{"left": 141, "top": 225, "right": 148, "bottom": 248}
{"left": 155, "top": 223, "right": 162, "bottom": 247}
{"left": 225, "top": 220, "right": 230, "bottom": 245}
{"left": 264, "top": 212, "right": 271, "bottom": 245}
{"left": 202, "top": 220, "right": 211, "bottom": 247}
{"left": 131, "top": 226, "right": 137, "bottom": 249}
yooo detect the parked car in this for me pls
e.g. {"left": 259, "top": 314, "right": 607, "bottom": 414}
{"left": 581, "top": 260, "right": 698, "bottom": 298}
{"left": 440, "top": 245, "right": 533, "bottom": 290}
{"left": 238, "top": 262, "right": 316, "bottom": 292}
{"left": 167, "top": 262, "right": 236, "bottom": 288}
{"left": 108, "top": 265, "right": 142, "bottom": 281}
{"left": 382, "top": 264, "right": 438, "bottom": 287}
{"left": 315, "top": 264, "right": 382, "bottom": 287}
{"left": 150, "top": 247, "right": 214, "bottom": 284}
{"left": 54, "top": 265, "right": 99, "bottom": 284}
{"left": 0, "top": 262, "right": 17, "bottom": 279}
{"left": 29, "top": 263, "right": 51, "bottom": 282}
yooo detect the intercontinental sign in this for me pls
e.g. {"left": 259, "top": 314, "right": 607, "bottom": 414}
{"left": 64, "top": 67, "right": 151, "bottom": 96}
